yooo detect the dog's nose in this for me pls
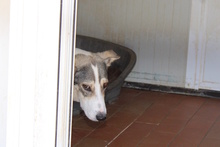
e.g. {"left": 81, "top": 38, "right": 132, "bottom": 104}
{"left": 96, "top": 113, "right": 106, "bottom": 121}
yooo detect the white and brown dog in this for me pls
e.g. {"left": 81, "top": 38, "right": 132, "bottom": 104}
{"left": 73, "top": 48, "right": 120, "bottom": 121}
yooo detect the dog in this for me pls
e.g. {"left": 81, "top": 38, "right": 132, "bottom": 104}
{"left": 73, "top": 48, "right": 120, "bottom": 121}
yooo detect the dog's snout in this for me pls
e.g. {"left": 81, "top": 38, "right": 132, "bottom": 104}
{"left": 96, "top": 113, "right": 106, "bottom": 121}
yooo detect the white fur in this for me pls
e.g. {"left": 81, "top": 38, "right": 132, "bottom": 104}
{"left": 92, "top": 64, "right": 107, "bottom": 114}
{"left": 79, "top": 65, "right": 106, "bottom": 121}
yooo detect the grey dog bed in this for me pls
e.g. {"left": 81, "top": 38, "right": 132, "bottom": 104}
{"left": 73, "top": 35, "right": 136, "bottom": 115}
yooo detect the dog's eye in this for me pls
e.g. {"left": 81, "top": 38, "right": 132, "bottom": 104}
{"left": 103, "top": 82, "right": 108, "bottom": 90}
{"left": 82, "top": 84, "right": 91, "bottom": 92}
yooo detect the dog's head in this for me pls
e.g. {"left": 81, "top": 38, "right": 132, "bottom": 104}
{"left": 74, "top": 50, "right": 120, "bottom": 121}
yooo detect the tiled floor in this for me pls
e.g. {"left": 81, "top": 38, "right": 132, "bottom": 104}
{"left": 72, "top": 88, "right": 220, "bottom": 147}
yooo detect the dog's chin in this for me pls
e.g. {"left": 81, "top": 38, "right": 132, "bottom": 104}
{"left": 88, "top": 117, "right": 98, "bottom": 122}
{"left": 79, "top": 99, "right": 107, "bottom": 122}
{"left": 84, "top": 111, "right": 99, "bottom": 122}
{"left": 80, "top": 105, "right": 98, "bottom": 121}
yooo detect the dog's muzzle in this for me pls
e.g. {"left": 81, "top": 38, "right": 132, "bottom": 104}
{"left": 96, "top": 112, "right": 106, "bottom": 121}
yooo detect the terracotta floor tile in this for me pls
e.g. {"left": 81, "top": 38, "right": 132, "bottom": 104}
{"left": 160, "top": 97, "right": 206, "bottom": 125}
{"left": 139, "top": 131, "right": 175, "bottom": 147}
{"left": 115, "top": 88, "right": 141, "bottom": 105}
{"left": 72, "top": 113, "right": 83, "bottom": 123}
{"left": 166, "top": 107, "right": 198, "bottom": 120}
{"left": 136, "top": 93, "right": 186, "bottom": 124}
{"left": 169, "top": 101, "right": 219, "bottom": 146}
{"left": 75, "top": 137, "right": 108, "bottom": 147}
{"left": 135, "top": 91, "right": 162, "bottom": 103}
{"left": 106, "top": 103, "right": 121, "bottom": 118}
{"left": 200, "top": 138, "right": 220, "bottom": 147}
{"left": 202, "top": 118, "right": 220, "bottom": 140}
{"left": 137, "top": 104, "right": 173, "bottom": 124}
{"left": 154, "top": 93, "right": 183, "bottom": 106}
{"left": 170, "top": 112, "right": 215, "bottom": 145}
{"left": 120, "top": 100, "right": 152, "bottom": 115}
{"left": 177, "top": 96, "right": 206, "bottom": 109}
{"left": 169, "top": 138, "right": 199, "bottom": 146}
{"left": 72, "top": 88, "right": 220, "bottom": 147}
{"left": 72, "top": 116, "right": 103, "bottom": 131}
{"left": 186, "top": 119, "right": 214, "bottom": 130}
{"left": 71, "top": 128, "right": 91, "bottom": 146}
{"left": 154, "top": 101, "right": 202, "bottom": 134}
{"left": 104, "top": 111, "right": 138, "bottom": 129}
{"left": 108, "top": 122, "right": 155, "bottom": 147}
{"left": 155, "top": 119, "right": 187, "bottom": 134}
{"left": 87, "top": 124, "right": 122, "bottom": 142}
{"left": 192, "top": 100, "right": 220, "bottom": 121}
{"left": 162, "top": 117, "right": 189, "bottom": 126}
{"left": 119, "top": 88, "right": 141, "bottom": 97}
{"left": 169, "top": 127, "right": 211, "bottom": 146}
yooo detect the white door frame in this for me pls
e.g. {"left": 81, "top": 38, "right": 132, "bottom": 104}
{"left": 185, "top": 0, "right": 207, "bottom": 90}
{"left": 56, "top": 0, "right": 78, "bottom": 146}
{"left": 6, "top": 0, "right": 77, "bottom": 146}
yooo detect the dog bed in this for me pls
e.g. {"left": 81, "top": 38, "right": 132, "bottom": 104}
{"left": 73, "top": 35, "right": 136, "bottom": 115}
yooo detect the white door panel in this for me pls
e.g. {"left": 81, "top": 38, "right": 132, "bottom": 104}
{"left": 203, "top": 28, "right": 220, "bottom": 83}
{"left": 186, "top": 0, "right": 220, "bottom": 91}
{"left": 200, "top": 0, "right": 220, "bottom": 90}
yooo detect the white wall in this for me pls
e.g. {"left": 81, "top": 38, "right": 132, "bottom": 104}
{"left": 77, "top": 0, "right": 192, "bottom": 88}
{"left": 0, "top": 0, "right": 10, "bottom": 146}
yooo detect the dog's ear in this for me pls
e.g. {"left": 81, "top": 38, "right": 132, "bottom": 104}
{"left": 97, "top": 50, "right": 120, "bottom": 67}
{"left": 74, "top": 54, "right": 89, "bottom": 71}
{"left": 74, "top": 54, "right": 88, "bottom": 85}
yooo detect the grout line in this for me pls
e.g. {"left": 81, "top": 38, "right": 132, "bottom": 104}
{"left": 73, "top": 121, "right": 103, "bottom": 146}
{"left": 73, "top": 101, "right": 127, "bottom": 146}
{"left": 74, "top": 89, "right": 149, "bottom": 146}
{"left": 106, "top": 102, "right": 153, "bottom": 146}
{"left": 167, "top": 98, "right": 208, "bottom": 146}
{"left": 136, "top": 132, "right": 151, "bottom": 147}
{"left": 105, "top": 120, "right": 135, "bottom": 147}
{"left": 198, "top": 109, "right": 220, "bottom": 146}
{"left": 136, "top": 96, "right": 184, "bottom": 146}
